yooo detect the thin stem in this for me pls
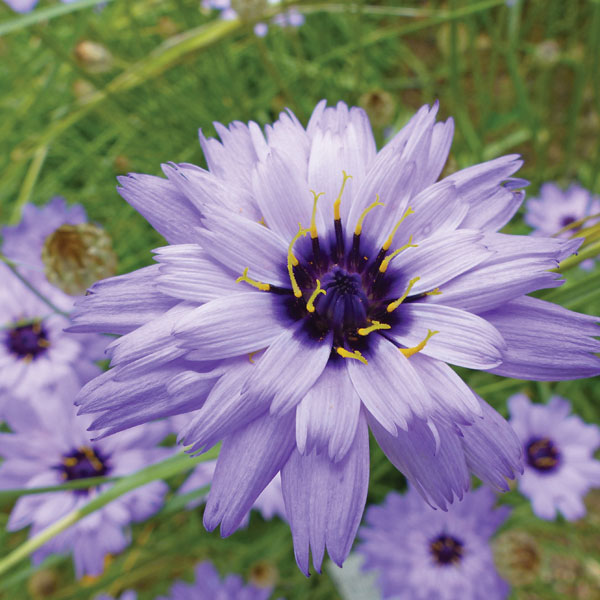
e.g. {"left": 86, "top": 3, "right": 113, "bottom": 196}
{"left": 10, "top": 146, "right": 48, "bottom": 225}
{"left": 0, "top": 255, "right": 70, "bottom": 318}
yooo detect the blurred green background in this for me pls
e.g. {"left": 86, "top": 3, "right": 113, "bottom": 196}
{"left": 1, "top": 0, "right": 599, "bottom": 598}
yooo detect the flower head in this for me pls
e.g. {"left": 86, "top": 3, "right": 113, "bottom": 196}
{"left": 71, "top": 101, "right": 600, "bottom": 574}
{"left": 508, "top": 393, "right": 600, "bottom": 521}
{"left": 0, "top": 374, "right": 171, "bottom": 578}
{"left": 0, "top": 263, "right": 104, "bottom": 405}
{"left": 155, "top": 561, "right": 271, "bottom": 600}
{"left": 358, "top": 486, "right": 511, "bottom": 600}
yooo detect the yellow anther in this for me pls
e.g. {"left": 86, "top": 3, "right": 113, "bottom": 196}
{"left": 236, "top": 267, "right": 271, "bottom": 292}
{"left": 382, "top": 206, "right": 415, "bottom": 251}
{"left": 336, "top": 347, "right": 368, "bottom": 365}
{"left": 248, "top": 351, "right": 258, "bottom": 364}
{"left": 288, "top": 223, "right": 309, "bottom": 298}
{"left": 81, "top": 446, "right": 104, "bottom": 471}
{"left": 357, "top": 320, "right": 391, "bottom": 336}
{"left": 334, "top": 170, "right": 352, "bottom": 221}
{"left": 309, "top": 191, "right": 324, "bottom": 239}
{"left": 354, "top": 195, "right": 385, "bottom": 236}
{"left": 399, "top": 330, "right": 439, "bottom": 358}
{"left": 425, "top": 287, "right": 442, "bottom": 296}
{"left": 63, "top": 457, "right": 78, "bottom": 467}
{"left": 379, "top": 236, "right": 418, "bottom": 273}
{"left": 306, "top": 280, "right": 326, "bottom": 313}
{"left": 387, "top": 276, "right": 421, "bottom": 313}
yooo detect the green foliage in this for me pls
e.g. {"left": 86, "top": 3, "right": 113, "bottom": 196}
{"left": 0, "top": 0, "right": 599, "bottom": 598}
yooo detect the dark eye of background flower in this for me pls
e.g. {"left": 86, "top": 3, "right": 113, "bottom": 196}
{"left": 429, "top": 534, "right": 465, "bottom": 566}
{"left": 526, "top": 437, "right": 561, "bottom": 472}
{"left": 58, "top": 446, "right": 109, "bottom": 489}
{"left": 5, "top": 321, "right": 50, "bottom": 360}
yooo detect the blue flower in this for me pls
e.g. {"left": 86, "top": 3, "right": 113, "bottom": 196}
{"left": 71, "top": 101, "right": 599, "bottom": 574}
{"left": 358, "top": 486, "right": 511, "bottom": 600}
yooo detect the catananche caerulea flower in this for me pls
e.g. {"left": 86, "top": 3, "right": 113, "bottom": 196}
{"left": 71, "top": 101, "right": 600, "bottom": 574}
{"left": 358, "top": 485, "right": 510, "bottom": 600}
{"left": 203, "top": 0, "right": 304, "bottom": 37}
{"left": 155, "top": 561, "right": 271, "bottom": 600}
{"left": 0, "top": 262, "right": 103, "bottom": 404}
{"left": 508, "top": 393, "right": 600, "bottom": 521}
{"left": 179, "top": 460, "right": 286, "bottom": 523}
{"left": 95, "top": 592, "right": 137, "bottom": 600}
{"left": 525, "top": 183, "right": 600, "bottom": 270}
{"left": 0, "top": 373, "right": 171, "bottom": 578}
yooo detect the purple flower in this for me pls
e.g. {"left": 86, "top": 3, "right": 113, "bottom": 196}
{"left": 2, "top": 0, "right": 77, "bottom": 13}
{"left": 71, "top": 101, "right": 600, "bottom": 574}
{"left": 0, "top": 373, "right": 171, "bottom": 578}
{"left": 95, "top": 593, "right": 137, "bottom": 600}
{"left": 525, "top": 183, "right": 600, "bottom": 270}
{"left": 508, "top": 393, "right": 600, "bottom": 521}
{"left": 0, "top": 262, "right": 104, "bottom": 405}
{"left": 179, "top": 461, "right": 286, "bottom": 523}
{"left": 358, "top": 486, "right": 511, "bottom": 600}
{"left": 155, "top": 561, "right": 271, "bottom": 600}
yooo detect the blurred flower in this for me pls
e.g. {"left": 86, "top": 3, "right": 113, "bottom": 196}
{"left": 248, "top": 560, "right": 279, "bottom": 589}
{"left": 358, "top": 486, "right": 511, "bottom": 600}
{"left": 42, "top": 223, "right": 118, "bottom": 296}
{"left": 155, "top": 561, "right": 271, "bottom": 600}
{"left": 203, "top": 0, "right": 304, "bottom": 37}
{"left": 0, "top": 262, "right": 104, "bottom": 405}
{"left": 0, "top": 374, "right": 171, "bottom": 578}
{"left": 178, "top": 460, "right": 286, "bottom": 523}
{"left": 94, "top": 592, "right": 137, "bottom": 600}
{"left": 74, "top": 40, "right": 114, "bottom": 74}
{"left": 493, "top": 530, "right": 541, "bottom": 586}
{"left": 2, "top": 0, "right": 77, "bottom": 13}
{"left": 509, "top": 394, "right": 600, "bottom": 521}
{"left": 71, "top": 100, "right": 600, "bottom": 575}
{"left": 27, "top": 569, "right": 58, "bottom": 599}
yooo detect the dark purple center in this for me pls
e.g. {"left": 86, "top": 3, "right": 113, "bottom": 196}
{"left": 59, "top": 447, "right": 109, "bottom": 484}
{"left": 526, "top": 437, "right": 560, "bottom": 472}
{"left": 6, "top": 321, "right": 49, "bottom": 360}
{"left": 560, "top": 215, "right": 577, "bottom": 228}
{"left": 430, "top": 534, "right": 464, "bottom": 566}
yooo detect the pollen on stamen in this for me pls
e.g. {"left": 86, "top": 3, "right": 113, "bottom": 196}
{"left": 357, "top": 320, "right": 391, "bottom": 336}
{"left": 236, "top": 267, "right": 271, "bottom": 292}
{"left": 379, "top": 235, "right": 418, "bottom": 273}
{"left": 309, "top": 191, "right": 324, "bottom": 239}
{"left": 287, "top": 223, "right": 309, "bottom": 298}
{"left": 399, "top": 329, "right": 439, "bottom": 358}
{"left": 382, "top": 206, "right": 415, "bottom": 251}
{"left": 336, "top": 347, "right": 368, "bottom": 365}
{"left": 306, "top": 280, "right": 326, "bottom": 313}
{"left": 387, "top": 276, "right": 421, "bottom": 312}
{"left": 354, "top": 195, "right": 385, "bottom": 236}
{"left": 425, "top": 287, "right": 442, "bottom": 296}
{"left": 333, "top": 171, "right": 353, "bottom": 221}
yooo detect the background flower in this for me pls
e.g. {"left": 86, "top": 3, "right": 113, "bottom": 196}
{"left": 508, "top": 393, "right": 600, "bottom": 521}
{"left": 358, "top": 485, "right": 511, "bottom": 600}
{"left": 0, "top": 373, "right": 171, "bottom": 578}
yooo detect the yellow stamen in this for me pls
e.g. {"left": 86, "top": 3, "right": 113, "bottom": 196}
{"left": 354, "top": 195, "right": 385, "bottom": 236}
{"left": 379, "top": 236, "right": 418, "bottom": 273}
{"left": 336, "top": 347, "right": 368, "bottom": 365}
{"left": 306, "top": 280, "right": 326, "bottom": 313}
{"left": 37, "top": 338, "right": 51, "bottom": 348}
{"left": 236, "top": 267, "right": 271, "bottom": 292}
{"left": 399, "top": 329, "right": 439, "bottom": 358}
{"left": 357, "top": 320, "right": 391, "bottom": 336}
{"left": 248, "top": 351, "right": 257, "bottom": 364}
{"left": 425, "top": 287, "right": 442, "bottom": 296}
{"left": 382, "top": 206, "right": 415, "bottom": 251}
{"left": 81, "top": 446, "right": 104, "bottom": 471}
{"left": 334, "top": 170, "right": 352, "bottom": 221}
{"left": 387, "top": 276, "right": 421, "bottom": 312}
{"left": 258, "top": 216, "right": 266, "bottom": 226}
{"left": 309, "top": 191, "right": 324, "bottom": 239}
{"left": 63, "top": 457, "right": 78, "bottom": 467}
{"left": 288, "top": 223, "right": 309, "bottom": 297}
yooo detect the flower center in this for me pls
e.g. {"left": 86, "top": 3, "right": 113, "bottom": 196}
{"left": 6, "top": 321, "right": 50, "bottom": 360}
{"left": 60, "top": 446, "right": 109, "bottom": 483}
{"left": 560, "top": 215, "right": 577, "bottom": 228}
{"left": 236, "top": 171, "right": 441, "bottom": 365}
{"left": 526, "top": 437, "right": 560, "bottom": 472}
{"left": 430, "top": 534, "right": 464, "bottom": 566}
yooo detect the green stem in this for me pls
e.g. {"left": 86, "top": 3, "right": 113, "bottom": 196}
{"left": 554, "top": 239, "right": 600, "bottom": 273}
{"left": 0, "top": 448, "right": 219, "bottom": 577}
{"left": 10, "top": 145, "right": 48, "bottom": 225}
{"left": 0, "top": 254, "right": 69, "bottom": 318}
